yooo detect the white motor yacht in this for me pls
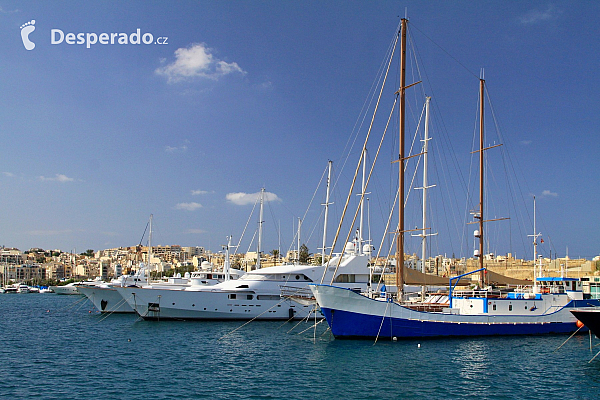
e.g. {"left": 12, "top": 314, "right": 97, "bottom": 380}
{"left": 116, "top": 239, "right": 372, "bottom": 321}
{"left": 78, "top": 264, "right": 244, "bottom": 313}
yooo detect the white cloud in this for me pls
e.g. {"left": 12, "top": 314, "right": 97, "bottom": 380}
{"left": 165, "top": 145, "right": 188, "bottom": 153}
{"left": 519, "top": 5, "right": 560, "bottom": 24}
{"left": 192, "top": 190, "right": 213, "bottom": 195}
{"left": 0, "top": 6, "right": 19, "bottom": 13}
{"left": 226, "top": 191, "right": 282, "bottom": 206}
{"left": 541, "top": 190, "right": 558, "bottom": 197}
{"left": 39, "top": 174, "right": 74, "bottom": 183}
{"left": 175, "top": 202, "right": 203, "bottom": 211}
{"left": 156, "top": 43, "right": 246, "bottom": 83}
{"left": 520, "top": 140, "right": 532, "bottom": 145}
{"left": 2, "top": 172, "right": 15, "bottom": 177}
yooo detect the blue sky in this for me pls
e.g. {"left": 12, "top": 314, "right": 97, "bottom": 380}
{"left": 1, "top": 1, "right": 599, "bottom": 261}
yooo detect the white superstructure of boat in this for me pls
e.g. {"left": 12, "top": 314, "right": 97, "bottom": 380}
{"left": 115, "top": 238, "right": 372, "bottom": 321}
{"left": 49, "top": 282, "right": 82, "bottom": 295}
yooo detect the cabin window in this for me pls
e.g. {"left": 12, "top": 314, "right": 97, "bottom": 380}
{"left": 334, "top": 274, "right": 356, "bottom": 283}
{"left": 509, "top": 305, "right": 513, "bottom": 311}
{"left": 492, "top": 304, "right": 496, "bottom": 311}
{"left": 228, "top": 294, "right": 237, "bottom": 300}
{"left": 246, "top": 295, "right": 253, "bottom": 300}
{"left": 295, "top": 275, "right": 300, "bottom": 280}
{"left": 257, "top": 295, "right": 280, "bottom": 300}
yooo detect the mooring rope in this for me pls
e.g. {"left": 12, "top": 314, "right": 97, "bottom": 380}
{"left": 218, "top": 298, "right": 288, "bottom": 341}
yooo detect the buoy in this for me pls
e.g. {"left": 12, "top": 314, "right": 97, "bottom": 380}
{"left": 392, "top": 337, "right": 397, "bottom": 341}
{"left": 418, "top": 343, "right": 421, "bottom": 348}
{"left": 46, "top": 310, "right": 50, "bottom": 313}
{"left": 576, "top": 320, "right": 584, "bottom": 329}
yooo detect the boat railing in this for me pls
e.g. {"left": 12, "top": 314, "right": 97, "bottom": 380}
{"left": 280, "top": 285, "right": 314, "bottom": 300}
{"left": 452, "top": 289, "right": 503, "bottom": 298}
{"left": 280, "top": 285, "right": 316, "bottom": 306}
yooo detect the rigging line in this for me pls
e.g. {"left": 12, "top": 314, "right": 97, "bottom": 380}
{"left": 320, "top": 326, "right": 331, "bottom": 337}
{"left": 97, "top": 294, "right": 134, "bottom": 322}
{"left": 409, "top": 21, "right": 479, "bottom": 80}
{"left": 320, "top": 29, "right": 400, "bottom": 284}
{"left": 485, "top": 87, "right": 531, "bottom": 257}
{"left": 373, "top": 189, "right": 399, "bottom": 292}
{"left": 332, "top": 28, "right": 398, "bottom": 197}
{"left": 139, "top": 221, "right": 149, "bottom": 246}
{"left": 246, "top": 229, "right": 258, "bottom": 256}
{"left": 409, "top": 20, "right": 474, "bottom": 201}
{"left": 296, "top": 311, "right": 325, "bottom": 335}
{"left": 329, "top": 91, "right": 398, "bottom": 284}
{"left": 373, "top": 300, "right": 391, "bottom": 345}
{"left": 554, "top": 325, "right": 583, "bottom": 352}
{"left": 462, "top": 89, "right": 482, "bottom": 258}
{"left": 589, "top": 349, "right": 600, "bottom": 364}
{"left": 430, "top": 134, "right": 459, "bottom": 256}
{"left": 286, "top": 308, "right": 315, "bottom": 333}
{"left": 300, "top": 164, "right": 329, "bottom": 247}
{"left": 60, "top": 294, "right": 89, "bottom": 311}
{"left": 236, "top": 194, "right": 260, "bottom": 255}
{"left": 403, "top": 101, "right": 427, "bottom": 209}
{"left": 217, "top": 298, "right": 289, "bottom": 341}
{"left": 266, "top": 196, "right": 282, "bottom": 251}
{"left": 297, "top": 317, "right": 326, "bottom": 336}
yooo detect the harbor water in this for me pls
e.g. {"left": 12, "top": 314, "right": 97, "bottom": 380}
{"left": 1, "top": 294, "right": 599, "bottom": 399}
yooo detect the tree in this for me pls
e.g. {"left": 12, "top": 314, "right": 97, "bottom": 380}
{"left": 299, "top": 244, "right": 311, "bottom": 264}
{"left": 80, "top": 249, "right": 94, "bottom": 257}
{"left": 270, "top": 249, "right": 279, "bottom": 261}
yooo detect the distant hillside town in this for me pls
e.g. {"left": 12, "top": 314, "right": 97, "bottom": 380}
{"left": 1, "top": 244, "right": 599, "bottom": 289}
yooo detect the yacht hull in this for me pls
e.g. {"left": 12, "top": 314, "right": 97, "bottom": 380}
{"left": 311, "top": 284, "right": 600, "bottom": 339}
{"left": 77, "top": 286, "right": 134, "bottom": 313}
{"left": 116, "top": 286, "right": 315, "bottom": 320}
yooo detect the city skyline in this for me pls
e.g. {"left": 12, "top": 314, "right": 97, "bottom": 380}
{"left": 1, "top": 2, "right": 599, "bottom": 260}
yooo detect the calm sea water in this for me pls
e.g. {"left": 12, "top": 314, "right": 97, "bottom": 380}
{"left": 1, "top": 294, "right": 599, "bottom": 399}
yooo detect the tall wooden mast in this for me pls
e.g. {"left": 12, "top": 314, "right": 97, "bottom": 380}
{"left": 395, "top": 18, "right": 407, "bottom": 301}
{"left": 478, "top": 78, "right": 485, "bottom": 285}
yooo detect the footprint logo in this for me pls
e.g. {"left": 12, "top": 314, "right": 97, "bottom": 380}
{"left": 20, "top": 20, "right": 36, "bottom": 50}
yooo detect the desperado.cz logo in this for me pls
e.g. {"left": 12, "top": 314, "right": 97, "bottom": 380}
{"left": 20, "top": 20, "right": 168, "bottom": 50}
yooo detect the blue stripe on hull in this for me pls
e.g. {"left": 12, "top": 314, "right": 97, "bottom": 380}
{"left": 321, "top": 307, "right": 589, "bottom": 339}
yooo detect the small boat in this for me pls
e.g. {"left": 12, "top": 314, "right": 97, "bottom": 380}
{"left": 571, "top": 308, "right": 600, "bottom": 338}
{"left": 2, "top": 284, "right": 18, "bottom": 294}
{"left": 49, "top": 282, "right": 82, "bottom": 295}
